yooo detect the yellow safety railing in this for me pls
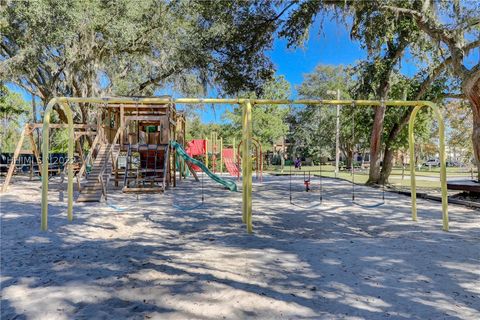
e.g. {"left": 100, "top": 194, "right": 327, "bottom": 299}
{"left": 40, "top": 97, "right": 449, "bottom": 233}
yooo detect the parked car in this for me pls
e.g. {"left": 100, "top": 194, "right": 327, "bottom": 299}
{"left": 446, "top": 161, "right": 463, "bottom": 167}
{"left": 423, "top": 159, "right": 440, "bottom": 167}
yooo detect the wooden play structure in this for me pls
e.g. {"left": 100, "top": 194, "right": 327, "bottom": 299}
{"left": 1, "top": 123, "right": 94, "bottom": 192}
{"left": 76, "top": 97, "right": 187, "bottom": 201}
{"left": 2, "top": 97, "right": 188, "bottom": 202}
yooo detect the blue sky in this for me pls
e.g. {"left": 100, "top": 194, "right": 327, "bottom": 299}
{"left": 155, "top": 16, "right": 369, "bottom": 123}
{"left": 201, "top": 17, "right": 368, "bottom": 123}
{"left": 268, "top": 18, "right": 365, "bottom": 93}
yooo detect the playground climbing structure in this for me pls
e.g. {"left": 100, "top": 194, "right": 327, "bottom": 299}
{"left": 78, "top": 97, "right": 187, "bottom": 198}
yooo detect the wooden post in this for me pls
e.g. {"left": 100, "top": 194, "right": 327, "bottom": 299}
{"left": 28, "top": 126, "right": 41, "bottom": 172}
{"left": 108, "top": 107, "right": 112, "bottom": 143}
{"left": 120, "top": 105, "right": 124, "bottom": 146}
{"left": 76, "top": 139, "right": 85, "bottom": 173}
{"left": 2, "top": 124, "right": 27, "bottom": 192}
{"left": 41, "top": 99, "right": 75, "bottom": 230}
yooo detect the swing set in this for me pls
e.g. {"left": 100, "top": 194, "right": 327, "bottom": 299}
{"left": 39, "top": 97, "right": 449, "bottom": 234}
{"left": 288, "top": 101, "right": 386, "bottom": 209}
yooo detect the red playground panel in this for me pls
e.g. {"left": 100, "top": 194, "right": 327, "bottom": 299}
{"left": 222, "top": 148, "right": 239, "bottom": 177}
{"left": 186, "top": 139, "right": 207, "bottom": 171}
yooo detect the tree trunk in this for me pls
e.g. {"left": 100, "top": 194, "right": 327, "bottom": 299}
{"left": 366, "top": 104, "right": 386, "bottom": 185}
{"left": 378, "top": 109, "right": 413, "bottom": 184}
{"left": 464, "top": 76, "right": 480, "bottom": 180}
{"left": 364, "top": 40, "right": 408, "bottom": 185}
{"left": 345, "top": 148, "right": 353, "bottom": 169}
{"left": 380, "top": 145, "right": 395, "bottom": 185}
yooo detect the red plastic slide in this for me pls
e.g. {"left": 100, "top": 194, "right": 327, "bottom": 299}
{"left": 222, "top": 148, "right": 240, "bottom": 177}
{"left": 185, "top": 139, "right": 207, "bottom": 171}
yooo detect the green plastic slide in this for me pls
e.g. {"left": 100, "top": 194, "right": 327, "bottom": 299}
{"left": 171, "top": 141, "right": 237, "bottom": 192}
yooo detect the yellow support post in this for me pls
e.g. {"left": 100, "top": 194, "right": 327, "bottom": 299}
{"left": 408, "top": 106, "right": 421, "bottom": 222}
{"left": 241, "top": 100, "right": 253, "bottom": 233}
{"left": 247, "top": 101, "right": 253, "bottom": 233}
{"left": 220, "top": 137, "right": 223, "bottom": 174}
{"left": 205, "top": 137, "right": 208, "bottom": 169}
{"left": 241, "top": 104, "right": 247, "bottom": 224}
{"left": 41, "top": 98, "right": 74, "bottom": 231}
{"left": 408, "top": 103, "right": 449, "bottom": 231}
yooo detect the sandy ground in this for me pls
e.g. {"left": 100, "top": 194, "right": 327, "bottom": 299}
{"left": 1, "top": 174, "right": 479, "bottom": 320}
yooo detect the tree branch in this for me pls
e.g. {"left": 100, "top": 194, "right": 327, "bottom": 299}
{"left": 382, "top": 4, "right": 469, "bottom": 76}
{"left": 441, "top": 93, "right": 466, "bottom": 100}
{"left": 127, "top": 67, "right": 178, "bottom": 95}
{"left": 382, "top": 5, "right": 455, "bottom": 45}
{"left": 269, "top": 2, "right": 297, "bottom": 23}
{"left": 464, "top": 39, "right": 480, "bottom": 53}
{"left": 416, "top": 57, "right": 452, "bottom": 100}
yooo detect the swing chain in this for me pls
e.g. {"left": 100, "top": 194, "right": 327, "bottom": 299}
{"left": 351, "top": 101, "right": 356, "bottom": 201}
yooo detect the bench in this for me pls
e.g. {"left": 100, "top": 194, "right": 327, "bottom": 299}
{"left": 447, "top": 180, "right": 480, "bottom": 195}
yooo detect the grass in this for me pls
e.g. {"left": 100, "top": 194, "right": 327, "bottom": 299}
{"left": 264, "top": 164, "right": 477, "bottom": 191}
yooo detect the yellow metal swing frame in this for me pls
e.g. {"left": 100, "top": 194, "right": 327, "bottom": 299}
{"left": 40, "top": 97, "right": 448, "bottom": 232}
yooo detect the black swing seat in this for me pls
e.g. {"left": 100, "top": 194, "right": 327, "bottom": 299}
{"left": 290, "top": 198, "right": 323, "bottom": 209}
{"left": 351, "top": 193, "right": 385, "bottom": 208}
{"left": 352, "top": 199, "right": 385, "bottom": 208}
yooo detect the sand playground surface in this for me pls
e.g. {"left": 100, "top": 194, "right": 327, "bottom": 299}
{"left": 1, "top": 174, "right": 479, "bottom": 319}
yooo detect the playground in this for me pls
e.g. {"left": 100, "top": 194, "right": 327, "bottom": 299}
{"left": 0, "top": 97, "right": 479, "bottom": 319}
{"left": 1, "top": 173, "right": 479, "bottom": 319}
{"left": 2, "top": 1, "right": 480, "bottom": 319}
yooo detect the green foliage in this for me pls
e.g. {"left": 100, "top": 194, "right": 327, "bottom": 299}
{"left": 0, "top": 83, "right": 29, "bottom": 152}
{"left": 184, "top": 76, "right": 291, "bottom": 150}
{"left": 223, "top": 76, "right": 291, "bottom": 150}
{"left": 186, "top": 116, "right": 225, "bottom": 141}
{"left": 49, "top": 128, "right": 70, "bottom": 153}
{"left": 290, "top": 65, "right": 352, "bottom": 160}
{"left": 1, "top": 0, "right": 279, "bottom": 123}
{"left": 445, "top": 100, "right": 473, "bottom": 163}
{"left": 297, "top": 65, "right": 351, "bottom": 99}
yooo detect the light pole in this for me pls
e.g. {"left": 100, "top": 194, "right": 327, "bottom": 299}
{"left": 327, "top": 89, "right": 341, "bottom": 178}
